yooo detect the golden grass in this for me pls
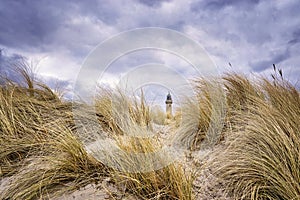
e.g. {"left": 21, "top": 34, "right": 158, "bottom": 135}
{"left": 0, "top": 66, "right": 107, "bottom": 199}
{"left": 0, "top": 83, "right": 65, "bottom": 177}
{"left": 110, "top": 136, "right": 194, "bottom": 200}
{"left": 1, "top": 125, "right": 107, "bottom": 199}
{"left": 91, "top": 90, "right": 194, "bottom": 199}
{"left": 1, "top": 63, "right": 299, "bottom": 200}
{"left": 150, "top": 105, "right": 166, "bottom": 125}
{"left": 208, "top": 75, "right": 300, "bottom": 200}
{"left": 94, "top": 87, "right": 152, "bottom": 135}
{"left": 112, "top": 164, "right": 194, "bottom": 200}
{"left": 0, "top": 66, "right": 193, "bottom": 199}
{"left": 173, "top": 78, "right": 226, "bottom": 151}
{"left": 223, "top": 73, "right": 262, "bottom": 111}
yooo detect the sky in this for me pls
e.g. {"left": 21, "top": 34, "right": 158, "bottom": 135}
{"left": 0, "top": 0, "right": 299, "bottom": 105}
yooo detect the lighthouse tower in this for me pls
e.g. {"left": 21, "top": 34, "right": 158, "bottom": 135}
{"left": 165, "top": 92, "right": 173, "bottom": 119}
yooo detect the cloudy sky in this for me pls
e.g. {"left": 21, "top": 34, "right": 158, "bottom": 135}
{"left": 0, "top": 0, "right": 299, "bottom": 103}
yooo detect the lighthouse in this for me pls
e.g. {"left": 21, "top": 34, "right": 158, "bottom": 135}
{"left": 165, "top": 92, "right": 173, "bottom": 119}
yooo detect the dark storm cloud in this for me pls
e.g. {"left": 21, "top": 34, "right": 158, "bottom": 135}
{"left": 0, "top": 0, "right": 300, "bottom": 86}
{"left": 288, "top": 29, "right": 300, "bottom": 45}
{"left": 0, "top": 50, "right": 25, "bottom": 83}
{"left": 0, "top": 0, "right": 125, "bottom": 56}
{"left": 250, "top": 48, "right": 291, "bottom": 72}
{"left": 0, "top": 0, "right": 70, "bottom": 50}
{"left": 191, "top": 0, "right": 274, "bottom": 45}
{"left": 188, "top": 0, "right": 300, "bottom": 80}
{"left": 191, "top": 0, "right": 260, "bottom": 12}
{"left": 69, "top": 0, "right": 121, "bottom": 25}
{"left": 137, "top": 0, "right": 170, "bottom": 7}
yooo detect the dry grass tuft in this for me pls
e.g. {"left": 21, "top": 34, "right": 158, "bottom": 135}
{"left": 94, "top": 87, "right": 152, "bottom": 136}
{"left": 223, "top": 73, "right": 262, "bottom": 111}
{"left": 90, "top": 89, "right": 194, "bottom": 199}
{"left": 150, "top": 105, "right": 166, "bottom": 125}
{"left": 0, "top": 65, "right": 108, "bottom": 199}
{"left": 173, "top": 78, "right": 226, "bottom": 151}
{"left": 1, "top": 124, "right": 107, "bottom": 199}
{"left": 209, "top": 75, "right": 300, "bottom": 200}
{"left": 0, "top": 77, "right": 69, "bottom": 177}
{"left": 110, "top": 135, "right": 194, "bottom": 200}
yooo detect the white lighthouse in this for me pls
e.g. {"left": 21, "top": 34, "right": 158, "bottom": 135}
{"left": 165, "top": 92, "right": 173, "bottom": 119}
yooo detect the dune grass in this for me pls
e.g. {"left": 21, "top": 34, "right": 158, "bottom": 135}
{"left": 0, "top": 65, "right": 193, "bottom": 199}
{"left": 0, "top": 75, "right": 68, "bottom": 177}
{"left": 110, "top": 136, "right": 194, "bottom": 200}
{"left": 208, "top": 73, "right": 300, "bottom": 200}
{"left": 1, "top": 124, "right": 107, "bottom": 199}
{"left": 91, "top": 88, "right": 194, "bottom": 199}
{"left": 0, "top": 62, "right": 299, "bottom": 200}
{"left": 173, "top": 78, "right": 226, "bottom": 151}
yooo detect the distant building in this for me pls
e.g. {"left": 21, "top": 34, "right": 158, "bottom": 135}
{"left": 165, "top": 92, "right": 173, "bottom": 119}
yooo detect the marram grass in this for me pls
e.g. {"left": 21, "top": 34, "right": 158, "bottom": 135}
{"left": 0, "top": 63, "right": 299, "bottom": 200}
{"left": 208, "top": 75, "right": 300, "bottom": 200}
